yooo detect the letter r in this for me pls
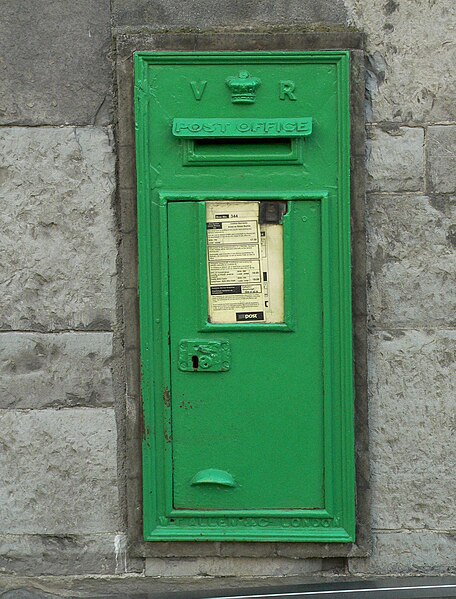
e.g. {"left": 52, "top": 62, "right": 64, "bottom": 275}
{"left": 279, "top": 80, "right": 297, "bottom": 101}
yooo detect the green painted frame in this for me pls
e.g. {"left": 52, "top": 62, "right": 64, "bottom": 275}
{"left": 135, "top": 51, "right": 354, "bottom": 542}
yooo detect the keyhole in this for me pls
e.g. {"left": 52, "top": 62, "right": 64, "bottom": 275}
{"left": 191, "top": 355, "right": 199, "bottom": 370}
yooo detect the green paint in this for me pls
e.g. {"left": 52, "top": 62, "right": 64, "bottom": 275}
{"left": 135, "top": 52, "right": 354, "bottom": 542}
{"left": 191, "top": 469, "right": 237, "bottom": 488}
{"left": 173, "top": 117, "right": 312, "bottom": 137}
{"left": 178, "top": 340, "right": 231, "bottom": 372}
{"left": 226, "top": 70, "right": 261, "bottom": 104}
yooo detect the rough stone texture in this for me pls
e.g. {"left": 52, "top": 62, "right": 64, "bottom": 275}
{"left": 0, "top": 333, "right": 114, "bottom": 409}
{"left": 0, "top": 0, "right": 112, "bottom": 126}
{"left": 368, "top": 329, "right": 456, "bottom": 531}
{"left": 349, "top": 531, "right": 456, "bottom": 575}
{"left": 367, "top": 195, "right": 456, "bottom": 329}
{"left": 112, "top": 0, "right": 348, "bottom": 29}
{"left": 345, "top": 0, "right": 456, "bottom": 123}
{"left": 366, "top": 126, "right": 424, "bottom": 192}
{"left": 145, "top": 557, "right": 339, "bottom": 578}
{"left": 119, "top": 189, "right": 138, "bottom": 236}
{"left": 0, "top": 533, "right": 139, "bottom": 576}
{"left": 0, "top": 409, "right": 120, "bottom": 535}
{"left": 0, "top": 575, "right": 373, "bottom": 598}
{"left": 1, "top": 0, "right": 454, "bottom": 581}
{"left": 427, "top": 126, "right": 456, "bottom": 193}
{"left": 0, "top": 127, "right": 116, "bottom": 331}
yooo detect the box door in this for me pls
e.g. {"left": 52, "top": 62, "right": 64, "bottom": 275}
{"left": 168, "top": 198, "right": 325, "bottom": 510}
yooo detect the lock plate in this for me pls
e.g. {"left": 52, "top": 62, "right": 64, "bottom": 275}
{"left": 178, "top": 340, "right": 231, "bottom": 372}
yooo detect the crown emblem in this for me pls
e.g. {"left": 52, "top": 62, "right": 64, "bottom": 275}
{"left": 226, "top": 70, "right": 261, "bottom": 104}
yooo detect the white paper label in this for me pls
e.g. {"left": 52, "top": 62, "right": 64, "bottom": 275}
{"left": 206, "top": 201, "right": 284, "bottom": 324}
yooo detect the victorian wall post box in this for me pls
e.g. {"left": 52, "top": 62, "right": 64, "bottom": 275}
{"left": 135, "top": 52, "right": 354, "bottom": 542}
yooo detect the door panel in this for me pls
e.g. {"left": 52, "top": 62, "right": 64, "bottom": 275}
{"left": 168, "top": 199, "right": 324, "bottom": 510}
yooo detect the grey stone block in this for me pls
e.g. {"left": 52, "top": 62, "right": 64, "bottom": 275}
{"left": 427, "top": 126, "right": 456, "bottom": 193}
{"left": 122, "top": 289, "right": 140, "bottom": 351}
{"left": 0, "top": 127, "right": 117, "bottom": 331}
{"left": 219, "top": 543, "right": 276, "bottom": 558}
{"left": 346, "top": 0, "right": 456, "bottom": 122}
{"left": 140, "top": 542, "right": 221, "bottom": 559}
{"left": 0, "top": 575, "right": 359, "bottom": 597}
{"left": 0, "top": 332, "right": 114, "bottom": 409}
{"left": 125, "top": 350, "right": 141, "bottom": 399}
{"left": 349, "top": 531, "right": 456, "bottom": 575}
{"left": 0, "top": 408, "right": 120, "bottom": 534}
{"left": 121, "top": 234, "right": 139, "bottom": 292}
{"left": 0, "top": 591, "right": 55, "bottom": 599}
{"left": 145, "top": 556, "right": 331, "bottom": 577}
{"left": 366, "top": 127, "right": 424, "bottom": 192}
{"left": 367, "top": 195, "right": 456, "bottom": 328}
{"left": 0, "top": 0, "right": 112, "bottom": 126}
{"left": 369, "top": 329, "right": 456, "bottom": 531}
{"left": 0, "top": 533, "right": 141, "bottom": 576}
{"left": 118, "top": 145, "right": 136, "bottom": 191}
{"left": 119, "top": 189, "right": 138, "bottom": 235}
{"left": 116, "top": 54, "right": 136, "bottom": 148}
{"left": 113, "top": 0, "right": 348, "bottom": 29}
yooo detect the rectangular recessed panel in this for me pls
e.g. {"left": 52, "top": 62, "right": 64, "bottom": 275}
{"left": 169, "top": 199, "right": 324, "bottom": 510}
{"left": 184, "top": 138, "right": 304, "bottom": 166}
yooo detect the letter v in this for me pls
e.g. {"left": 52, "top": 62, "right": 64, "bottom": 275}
{"left": 190, "top": 80, "right": 207, "bottom": 100}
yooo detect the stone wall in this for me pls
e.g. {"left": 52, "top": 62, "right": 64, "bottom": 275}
{"left": 345, "top": 0, "right": 456, "bottom": 576}
{"left": 0, "top": 0, "right": 124, "bottom": 576}
{"left": 0, "top": 0, "right": 455, "bottom": 582}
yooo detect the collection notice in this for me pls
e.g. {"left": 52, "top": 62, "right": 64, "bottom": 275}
{"left": 206, "top": 201, "right": 284, "bottom": 324}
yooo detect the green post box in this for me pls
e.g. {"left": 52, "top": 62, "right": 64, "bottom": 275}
{"left": 135, "top": 52, "right": 354, "bottom": 542}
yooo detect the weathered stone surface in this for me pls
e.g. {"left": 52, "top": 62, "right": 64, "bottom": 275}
{"left": 119, "top": 189, "right": 137, "bottom": 235}
{"left": 349, "top": 531, "right": 456, "bottom": 575}
{"left": 0, "top": 0, "right": 112, "bottom": 125}
{"left": 0, "top": 332, "right": 113, "bottom": 409}
{"left": 140, "top": 542, "right": 221, "bottom": 559}
{"left": 122, "top": 290, "right": 140, "bottom": 353}
{"left": 145, "top": 556, "right": 335, "bottom": 577}
{"left": 118, "top": 145, "right": 136, "bottom": 191}
{"left": 0, "top": 127, "right": 116, "bottom": 331}
{"left": 368, "top": 330, "right": 456, "bottom": 531}
{"left": 0, "top": 591, "right": 55, "bottom": 599}
{"left": 112, "top": 0, "right": 348, "bottom": 28}
{"left": 366, "top": 126, "right": 424, "bottom": 192}
{"left": 427, "top": 126, "right": 456, "bottom": 194}
{"left": 0, "top": 409, "right": 120, "bottom": 534}
{"left": 345, "top": 0, "right": 456, "bottom": 122}
{"left": 0, "top": 533, "right": 140, "bottom": 576}
{"left": 367, "top": 195, "right": 456, "bottom": 328}
{"left": 0, "top": 575, "right": 382, "bottom": 598}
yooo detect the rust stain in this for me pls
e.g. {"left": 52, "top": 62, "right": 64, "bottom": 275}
{"left": 179, "top": 400, "right": 193, "bottom": 410}
{"left": 164, "top": 430, "right": 172, "bottom": 444}
{"left": 163, "top": 387, "right": 171, "bottom": 408}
